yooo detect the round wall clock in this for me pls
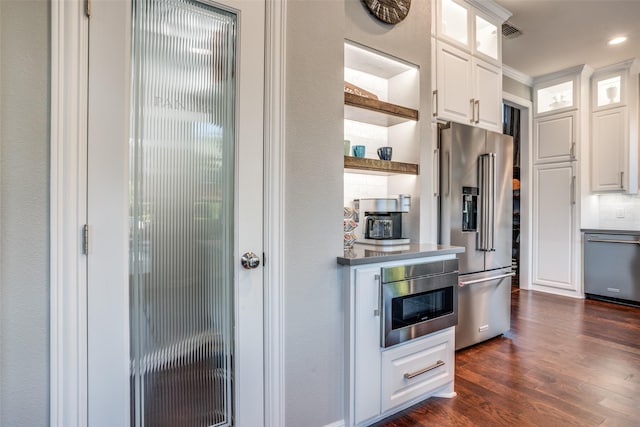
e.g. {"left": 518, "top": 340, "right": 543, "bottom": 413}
{"left": 363, "top": 0, "right": 411, "bottom": 25}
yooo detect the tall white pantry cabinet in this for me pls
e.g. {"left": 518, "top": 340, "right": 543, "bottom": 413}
{"left": 531, "top": 66, "right": 592, "bottom": 297}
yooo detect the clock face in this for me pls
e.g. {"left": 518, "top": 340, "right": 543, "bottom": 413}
{"left": 363, "top": 0, "right": 411, "bottom": 25}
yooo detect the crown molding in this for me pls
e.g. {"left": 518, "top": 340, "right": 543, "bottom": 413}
{"left": 465, "top": 0, "right": 512, "bottom": 23}
{"left": 532, "top": 64, "right": 594, "bottom": 84}
{"left": 502, "top": 65, "right": 533, "bottom": 87}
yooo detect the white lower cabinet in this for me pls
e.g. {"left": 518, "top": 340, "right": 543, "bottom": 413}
{"left": 381, "top": 328, "right": 454, "bottom": 413}
{"left": 532, "top": 162, "right": 579, "bottom": 294}
{"left": 344, "top": 257, "right": 456, "bottom": 427}
{"left": 353, "top": 267, "right": 382, "bottom": 424}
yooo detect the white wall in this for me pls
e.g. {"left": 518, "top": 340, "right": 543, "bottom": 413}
{"left": 0, "top": 2, "right": 439, "bottom": 427}
{"left": 503, "top": 75, "right": 532, "bottom": 101}
{"left": 284, "top": 2, "right": 345, "bottom": 426}
{"left": 0, "top": 1, "right": 50, "bottom": 426}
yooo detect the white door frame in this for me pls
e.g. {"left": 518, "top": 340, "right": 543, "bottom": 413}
{"left": 502, "top": 90, "right": 533, "bottom": 291}
{"left": 49, "top": 1, "right": 287, "bottom": 426}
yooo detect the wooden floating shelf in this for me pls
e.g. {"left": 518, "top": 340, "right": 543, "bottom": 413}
{"left": 344, "top": 93, "right": 419, "bottom": 127}
{"left": 344, "top": 156, "right": 419, "bottom": 175}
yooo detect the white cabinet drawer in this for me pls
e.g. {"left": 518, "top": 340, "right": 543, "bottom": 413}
{"left": 381, "top": 328, "right": 454, "bottom": 413}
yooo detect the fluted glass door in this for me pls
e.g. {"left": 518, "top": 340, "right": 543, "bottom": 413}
{"left": 129, "top": 0, "right": 240, "bottom": 425}
{"left": 86, "top": 0, "right": 264, "bottom": 423}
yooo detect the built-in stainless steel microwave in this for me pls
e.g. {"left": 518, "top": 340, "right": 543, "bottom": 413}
{"left": 381, "top": 259, "right": 458, "bottom": 348}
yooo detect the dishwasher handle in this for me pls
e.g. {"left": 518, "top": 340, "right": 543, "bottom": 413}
{"left": 587, "top": 237, "right": 640, "bottom": 245}
{"left": 459, "top": 272, "right": 515, "bottom": 287}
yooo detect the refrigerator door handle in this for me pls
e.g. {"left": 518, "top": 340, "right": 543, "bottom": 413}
{"left": 490, "top": 153, "right": 496, "bottom": 251}
{"left": 479, "top": 154, "right": 486, "bottom": 250}
{"left": 447, "top": 150, "right": 451, "bottom": 196}
{"left": 459, "top": 272, "right": 515, "bottom": 287}
{"left": 433, "top": 148, "right": 440, "bottom": 197}
{"left": 478, "top": 153, "right": 497, "bottom": 251}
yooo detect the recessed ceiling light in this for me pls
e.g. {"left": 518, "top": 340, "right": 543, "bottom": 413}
{"left": 609, "top": 36, "right": 627, "bottom": 45}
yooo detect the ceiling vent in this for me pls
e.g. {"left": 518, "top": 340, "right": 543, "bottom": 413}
{"left": 502, "top": 22, "right": 522, "bottom": 39}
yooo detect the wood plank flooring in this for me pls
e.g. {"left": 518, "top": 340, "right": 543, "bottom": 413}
{"left": 373, "top": 288, "right": 640, "bottom": 427}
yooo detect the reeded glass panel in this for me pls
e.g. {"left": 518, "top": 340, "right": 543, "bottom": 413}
{"left": 597, "top": 76, "right": 621, "bottom": 107}
{"left": 129, "top": 0, "right": 236, "bottom": 426}
{"left": 441, "top": 0, "right": 468, "bottom": 46}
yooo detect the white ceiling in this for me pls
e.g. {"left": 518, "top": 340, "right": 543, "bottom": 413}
{"left": 494, "top": 0, "right": 640, "bottom": 79}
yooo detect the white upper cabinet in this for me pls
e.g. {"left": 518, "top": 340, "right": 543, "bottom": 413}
{"left": 590, "top": 59, "right": 640, "bottom": 193}
{"left": 532, "top": 65, "right": 592, "bottom": 165}
{"left": 434, "top": 41, "right": 501, "bottom": 132}
{"left": 533, "top": 111, "right": 577, "bottom": 164}
{"left": 432, "top": 0, "right": 510, "bottom": 132}
{"left": 435, "top": 0, "right": 509, "bottom": 64}
{"left": 591, "top": 108, "right": 629, "bottom": 192}
{"left": 473, "top": 57, "right": 502, "bottom": 130}
{"left": 435, "top": 42, "right": 473, "bottom": 124}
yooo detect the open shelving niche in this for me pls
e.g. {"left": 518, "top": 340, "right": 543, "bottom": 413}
{"left": 343, "top": 41, "right": 421, "bottom": 241}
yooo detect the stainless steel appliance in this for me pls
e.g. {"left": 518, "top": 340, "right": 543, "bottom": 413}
{"left": 355, "top": 196, "right": 411, "bottom": 245}
{"left": 584, "top": 232, "right": 640, "bottom": 306}
{"left": 438, "top": 123, "right": 514, "bottom": 350}
{"left": 381, "top": 259, "right": 459, "bottom": 347}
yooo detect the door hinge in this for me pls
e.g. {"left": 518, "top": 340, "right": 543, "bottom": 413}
{"left": 82, "top": 224, "right": 90, "bottom": 255}
{"left": 85, "top": 0, "right": 91, "bottom": 18}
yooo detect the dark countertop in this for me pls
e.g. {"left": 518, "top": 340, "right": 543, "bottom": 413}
{"left": 337, "top": 243, "right": 465, "bottom": 266}
{"left": 582, "top": 229, "right": 640, "bottom": 235}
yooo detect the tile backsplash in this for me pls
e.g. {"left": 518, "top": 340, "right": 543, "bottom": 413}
{"left": 344, "top": 173, "right": 388, "bottom": 207}
{"left": 597, "top": 193, "right": 640, "bottom": 230}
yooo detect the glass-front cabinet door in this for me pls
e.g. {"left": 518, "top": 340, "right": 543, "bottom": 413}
{"left": 439, "top": 0, "right": 470, "bottom": 47}
{"left": 535, "top": 78, "right": 576, "bottom": 116}
{"left": 474, "top": 13, "right": 499, "bottom": 61}
{"left": 592, "top": 70, "right": 627, "bottom": 111}
{"left": 436, "top": 0, "right": 502, "bottom": 64}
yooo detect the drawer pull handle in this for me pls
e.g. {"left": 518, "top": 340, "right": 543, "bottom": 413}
{"left": 404, "top": 360, "right": 445, "bottom": 380}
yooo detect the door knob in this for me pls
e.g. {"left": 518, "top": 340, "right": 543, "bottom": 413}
{"left": 241, "top": 252, "right": 261, "bottom": 269}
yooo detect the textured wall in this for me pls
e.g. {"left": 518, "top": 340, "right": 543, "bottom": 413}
{"left": 0, "top": 1, "right": 50, "bottom": 426}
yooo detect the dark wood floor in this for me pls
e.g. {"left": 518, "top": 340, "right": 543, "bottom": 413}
{"left": 373, "top": 288, "right": 640, "bottom": 427}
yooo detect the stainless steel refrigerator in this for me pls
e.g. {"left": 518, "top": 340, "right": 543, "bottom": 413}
{"left": 438, "top": 122, "right": 513, "bottom": 350}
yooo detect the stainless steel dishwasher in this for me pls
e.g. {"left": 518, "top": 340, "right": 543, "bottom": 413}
{"left": 584, "top": 231, "right": 640, "bottom": 306}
